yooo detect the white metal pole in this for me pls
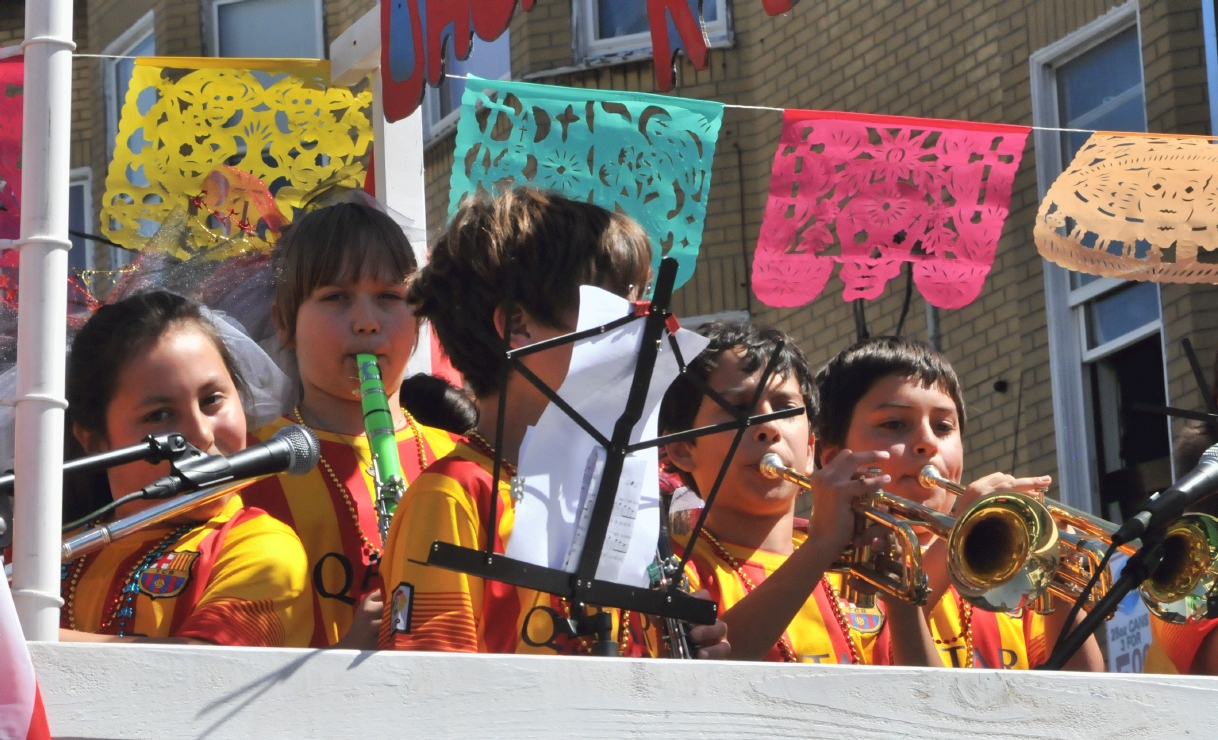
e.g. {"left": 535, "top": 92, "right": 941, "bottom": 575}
{"left": 12, "top": 0, "right": 74, "bottom": 640}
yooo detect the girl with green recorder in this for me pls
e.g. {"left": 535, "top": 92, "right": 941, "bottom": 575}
{"left": 240, "top": 201, "right": 461, "bottom": 649}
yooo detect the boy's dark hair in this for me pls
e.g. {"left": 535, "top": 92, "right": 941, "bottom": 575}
{"left": 64, "top": 291, "right": 246, "bottom": 524}
{"left": 814, "top": 336, "right": 966, "bottom": 453}
{"left": 659, "top": 320, "right": 818, "bottom": 437}
{"left": 408, "top": 188, "right": 653, "bottom": 397}
{"left": 400, "top": 373, "right": 479, "bottom": 435}
{"left": 272, "top": 201, "right": 417, "bottom": 341}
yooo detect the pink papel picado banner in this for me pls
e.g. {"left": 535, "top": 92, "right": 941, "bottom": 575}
{"left": 752, "top": 109, "right": 1029, "bottom": 310}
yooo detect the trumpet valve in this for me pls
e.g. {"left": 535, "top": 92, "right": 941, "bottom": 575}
{"left": 839, "top": 579, "right": 876, "bottom": 610}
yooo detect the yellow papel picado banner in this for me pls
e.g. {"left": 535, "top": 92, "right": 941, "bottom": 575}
{"left": 101, "top": 57, "right": 373, "bottom": 255}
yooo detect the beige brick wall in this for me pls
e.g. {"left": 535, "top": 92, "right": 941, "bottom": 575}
{"left": 420, "top": 0, "right": 1218, "bottom": 498}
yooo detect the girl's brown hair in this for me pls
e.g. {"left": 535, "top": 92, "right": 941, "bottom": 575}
{"left": 271, "top": 201, "right": 418, "bottom": 341}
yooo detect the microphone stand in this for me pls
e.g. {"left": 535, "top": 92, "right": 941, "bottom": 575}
{"left": 1038, "top": 537, "right": 1164, "bottom": 670}
{"left": 0, "top": 433, "right": 197, "bottom": 494}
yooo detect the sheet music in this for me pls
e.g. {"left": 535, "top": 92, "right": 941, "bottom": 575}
{"left": 506, "top": 286, "right": 709, "bottom": 588}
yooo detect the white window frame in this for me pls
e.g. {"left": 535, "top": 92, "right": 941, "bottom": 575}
{"left": 102, "top": 10, "right": 154, "bottom": 158}
{"left": 203, "top": 0, "right": 326, "bottom": 59}
{"left": 572, "top": 0, "right": 733, "bottom": 66}
{"left": 1030, "top": 1, "right": 1172, "bottom": 514}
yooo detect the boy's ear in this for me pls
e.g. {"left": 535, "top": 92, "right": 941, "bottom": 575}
{"left": 492, "top": 306, "right": 533, "bottom": 349}
{"left": 271, "top": 301, "right": 295, "bottom": 350}
{"left": 805, "top": 432, "right": 818, "bottom": 476}
{"left": 73, "top": 424, "right": 108, "bottom": 456}
{"left": 665, "top": 441, "right": 697, "bottom": 474}
{"left": 816, "top": 440, "right": 840, "bottom": 471}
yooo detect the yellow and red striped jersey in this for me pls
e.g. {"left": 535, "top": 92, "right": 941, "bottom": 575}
{"left": 674, "top": 530, "right": 890, "bottom": 664}
{"left": 60, "top": 496, "right": 309, "bottom": 646}
{"left": 241, "top": 414, "right": 459, "bottom": 647}
{"left": 1148, "top": 616, "right": 1218, "bottom": 674}
{"left": 378, "top": 441, "right": 655, "bottom": 655}
{"left": 927, "top": 588, "right": 1047, "bottom": 668}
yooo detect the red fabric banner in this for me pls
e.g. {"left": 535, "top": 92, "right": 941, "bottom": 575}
{"left": 0, "top": 55, "right": 22, "bottom": 240}
{"left": 753, "top": 110, "right": 1029, "bottom": 310}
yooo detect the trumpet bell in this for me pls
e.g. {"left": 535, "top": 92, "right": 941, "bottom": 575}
{"left": 948, "top": 492, "right": 1060, "bottom": 612}
{"left": 1140, "top": 513, "right": 1218, "bottom": 624}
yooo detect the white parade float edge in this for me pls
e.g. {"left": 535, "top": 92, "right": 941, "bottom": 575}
{"left": 28, "top": 642, "right": 1218, "bottom": 739}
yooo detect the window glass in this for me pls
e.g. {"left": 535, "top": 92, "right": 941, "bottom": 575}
{"left": 1085, "top": 281, "right": 1160, "bottom": 349}
{"left": 218, "top": 0, "right": 321, "bottom": 58}
{"left": 112, "top": 33, "right": 154, "bottom": 116}
{"left": 1056, "top": 27, "right": 1147, "bottom": 168}
{"left": 596, "top": 0, "right": 717, "bottom": 40}
{"left": 438, "top": 31, "right": 511, "bottom": 120}
{"left": 67, "top": 181, "right": 87, "bottom": 276}
{"left": 1058, "top": 29, "right": 1146, "bottom": 292}
{"left": 1090, "top": 337, "right": 1172, "bottom": 520}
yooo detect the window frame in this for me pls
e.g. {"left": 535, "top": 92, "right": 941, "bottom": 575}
{"left": 422, "top": 46, "right": 512, "bottom": 144}
{"left": 68, "top": 166, "right": 94, "bottom": 272}
{"left": 1029, "top": 1, "right": 1173, "bottom": 514}
{"left": 102, "top": 10, "right": 154, "bottom": 159}
{"left": 203, "top": 0, "right": 326, "bottom": 59}
{"left": 571, "top": 0, "right": 733, "bottom": 66}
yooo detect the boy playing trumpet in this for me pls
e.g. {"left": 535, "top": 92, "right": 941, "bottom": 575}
{"left": 661, "top": 321, "right": 937, "bottom": 664}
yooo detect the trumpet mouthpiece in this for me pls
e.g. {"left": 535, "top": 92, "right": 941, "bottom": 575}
{"left": 918, "top": 464, "right": 944, "bottom": 490}
{"left": 759, "top": 453, "right": 786, "bottom": 479}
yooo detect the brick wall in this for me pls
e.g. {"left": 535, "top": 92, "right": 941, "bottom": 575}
{"left": 419, "top": 0, "right": 1218, "bottom": 500}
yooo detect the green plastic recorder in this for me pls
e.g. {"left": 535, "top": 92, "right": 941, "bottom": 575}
{"left": 356, "top": 353, "right": 408, "bottom": 542}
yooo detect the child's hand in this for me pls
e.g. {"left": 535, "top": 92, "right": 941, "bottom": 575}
{"left": 952, "top": 472, "right": 1052, "bottom": 515}
{"left": 689, "top": 589, "right": 730, "bottom": 659}
{"left": 806, "top": 449, "right": 891, "bottom": 555}
{"left": 332, "top": 590, "right": 384, "bottom": 650}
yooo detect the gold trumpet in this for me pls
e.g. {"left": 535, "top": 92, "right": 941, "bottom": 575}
{"left": 759, "top": 454, "right": 1059, "bottom": 611}
{"left": 919, "top": 465, "right": 1218, "bottom": 623}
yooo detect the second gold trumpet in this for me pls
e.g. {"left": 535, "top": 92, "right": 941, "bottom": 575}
{"left": 759, "top": 453, "right": 1059, "bottom": 612}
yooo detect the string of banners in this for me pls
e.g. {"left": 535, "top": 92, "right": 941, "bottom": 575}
{"left": 0, "top": 55, "right": 1205, "bottom": 314}
{"left": 445, "top": 75, "right": 1034, "bottom": 304}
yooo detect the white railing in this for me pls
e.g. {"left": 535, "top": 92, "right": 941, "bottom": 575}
{"left": 28, "top": 643, "right": 1218, "bottom": 738}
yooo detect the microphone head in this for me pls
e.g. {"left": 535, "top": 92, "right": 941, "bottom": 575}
{"left": 1202, "top": 443, "right": 1218, "bottom": 466}
{"left": 272, "top": 424, "right": 320, "bottom": 476}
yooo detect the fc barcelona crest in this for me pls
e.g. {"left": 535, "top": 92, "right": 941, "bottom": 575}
{"left": 843, "top": 606, "right": 884, "bottom": 634}
{"left": 139, "top": 550, "right": 198, "bottom": 599}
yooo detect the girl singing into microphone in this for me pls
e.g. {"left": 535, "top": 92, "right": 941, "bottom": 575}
{"left": 58, "top": 291, "right": 310, "bottom": 645}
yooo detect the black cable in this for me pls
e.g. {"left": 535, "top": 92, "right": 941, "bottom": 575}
{"left": 67, "top": 229, "right": 132, "bottom": 250}
{"left": 61, "top": 491, "right": 146, "bottom": 534}
{"left": 852, "top": 299, "right": 869, "bottom": 341}
{"left": 895, "top": 262, "right": 913, "bottom": 336}
{"left": 1049, "top": 541, "right": 1118, "bottom": 659}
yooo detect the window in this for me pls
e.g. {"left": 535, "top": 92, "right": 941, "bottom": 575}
{"left": 102, "top": 11, "right": 155, "bottom": 158}
{"left": 67, "top": 167, "right": 129, "bottom": 284}
{"left": 206, "top": 0, "right": 325, "bottom": 59}
{"left": 1031, "top": 4, "right": 1172, "bottom": 520}
{"left": 422, "top": 31, "right": 511, "bottom": 142}
{"left": 574, "top": 0, "right": 731, "bottom": 64}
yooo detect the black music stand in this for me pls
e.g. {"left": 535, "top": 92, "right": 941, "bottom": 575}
{"left": 423, "top": 257, "right": 803, "bottom": 654}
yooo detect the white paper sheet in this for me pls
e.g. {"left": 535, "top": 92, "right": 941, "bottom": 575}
{"left": 506, "top": 286, "right": 709, "bottom": 587}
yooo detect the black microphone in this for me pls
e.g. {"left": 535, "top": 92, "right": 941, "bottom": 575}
{"left": 140, "top": 424, "right": 320, "bottom": 500}
{"left": 1111, "top": 443, "right": 1218, "bottom": 546}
